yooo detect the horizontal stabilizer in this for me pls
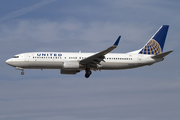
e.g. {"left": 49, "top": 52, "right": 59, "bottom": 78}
{"left": 151, "top": 50, "right": 173, "bottom": 59}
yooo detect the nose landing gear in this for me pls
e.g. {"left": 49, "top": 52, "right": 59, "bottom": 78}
{"left": 15, "top": 67, "right": 24, "bottom": 75}
{"left": 21, "top": 71, "right": 24, "bottom": 75}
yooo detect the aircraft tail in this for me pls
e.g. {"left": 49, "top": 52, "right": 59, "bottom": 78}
{"left": 139, "top": 25, "right": 169, "bottom": 55}
{"left": 151, "top": 50, "right": 173, "bottom": 59}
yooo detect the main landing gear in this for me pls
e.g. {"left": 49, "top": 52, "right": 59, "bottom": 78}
{"left": 85, "top": 68, "right": 92, "bottom": 78}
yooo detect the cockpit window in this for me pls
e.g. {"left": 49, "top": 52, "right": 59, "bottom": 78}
{"left": 13, "top": 56, "right": 19, "bottom": 58}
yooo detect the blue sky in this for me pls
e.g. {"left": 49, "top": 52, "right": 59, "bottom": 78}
{"left": 0, "top": 0, "right": 180, "bottom": 120}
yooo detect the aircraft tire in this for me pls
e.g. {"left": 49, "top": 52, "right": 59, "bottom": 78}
{"left": 21, "top": 72, "right": 24, "bottom": 75}
{"left": 85, "top": 70, "right": 92, "bottom": 78}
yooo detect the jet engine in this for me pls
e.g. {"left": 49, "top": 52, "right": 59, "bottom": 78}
{"left": 62, "top": 61, "right": 80, "bottom": 69}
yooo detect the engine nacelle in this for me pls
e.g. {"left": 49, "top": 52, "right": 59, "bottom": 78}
{"left": 62, "top": 61, "right": 80, "bottom": 69}
{"left": 61, "top": 69, "right": 80, "bottom": 74}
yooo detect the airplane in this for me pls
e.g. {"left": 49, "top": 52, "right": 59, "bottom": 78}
{"left": 6, "top": 25, "right": 173, "bottom": 78}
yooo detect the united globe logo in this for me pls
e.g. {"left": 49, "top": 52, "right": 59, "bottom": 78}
{"left": 139, "top": 39, "right": 162, "bottom": 55}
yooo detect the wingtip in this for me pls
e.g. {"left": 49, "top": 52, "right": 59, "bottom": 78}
{"left": 114, "top": 36, "right": 121, "bottom": 46}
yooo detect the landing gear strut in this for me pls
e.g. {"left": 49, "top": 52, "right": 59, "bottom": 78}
{"left": 15, "top": 67, "right": 24, "bottom": 75}
{"left": 85, "top": 68, "right": 92, "bottom": 78}
{"left": 21, "top": 69, "right": 24, "bottom": 75}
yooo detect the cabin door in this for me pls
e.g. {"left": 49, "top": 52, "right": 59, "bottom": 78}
{"left": 24, "top": 54, "right": 29, "bottom": 61}
{"left": 138, "top": 55, "right": 142, "bottom": 63}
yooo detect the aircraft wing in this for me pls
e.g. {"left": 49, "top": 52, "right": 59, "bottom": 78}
{"left": 80, "top": 36, "right": 121, "bottom": 66}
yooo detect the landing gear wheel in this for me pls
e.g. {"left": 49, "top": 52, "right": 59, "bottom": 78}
{"left": 21, "top": 71, "right": 24, "bottom": 75}
{"left": 85, "top": 73, "right": 89, "bottom": 78}
{"left": 85, "top": 70, "right": 92, "bottom": 78}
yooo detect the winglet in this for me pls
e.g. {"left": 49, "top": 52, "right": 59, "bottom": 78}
{"left": 113, "top": 36, "right": 121, "bottom": 46}
{"left": 80, "top": 36, "right": 121, "bottom": 65}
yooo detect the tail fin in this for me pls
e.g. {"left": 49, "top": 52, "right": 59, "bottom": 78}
{"left": 139, "top": 25, "right": 169, "bottom": 55}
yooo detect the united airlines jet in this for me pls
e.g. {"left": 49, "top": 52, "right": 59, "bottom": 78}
{"left": 6, "top": 25, "right": 173, "bottom": 78}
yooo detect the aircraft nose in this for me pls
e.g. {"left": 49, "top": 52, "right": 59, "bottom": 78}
{"left": 6, "top": 59, "right": 13, "bottom": 65}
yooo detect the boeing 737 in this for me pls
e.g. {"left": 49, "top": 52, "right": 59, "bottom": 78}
{"left": 6, "top": 25, "right": 173, "bottom": 78}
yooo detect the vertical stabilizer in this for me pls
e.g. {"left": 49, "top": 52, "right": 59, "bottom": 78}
{"left": 139, "top": 25, "right": 169, "bottom": 55}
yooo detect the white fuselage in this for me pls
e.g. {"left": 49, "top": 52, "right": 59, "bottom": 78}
{"left": 5, "top": 25, "right": 171, "bottom": 78}
{"left": 6, "top": 52, "right": 162, "bottom": 70}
